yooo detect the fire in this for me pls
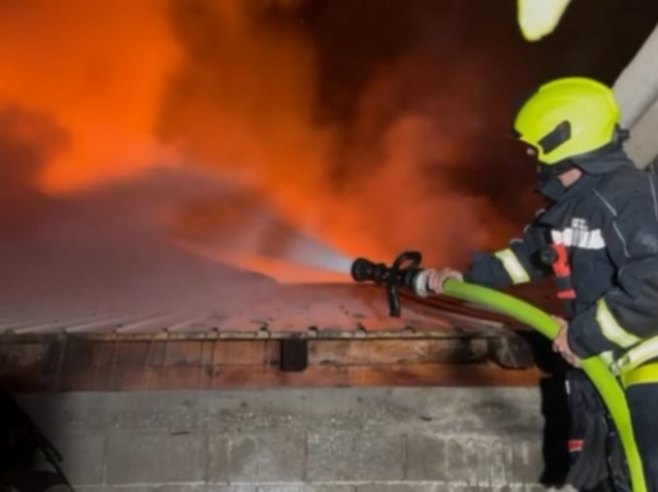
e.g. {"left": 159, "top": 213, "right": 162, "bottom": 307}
{"left": 0, "top": 0, "right": 181, "bottom": 191}
{"left": 159, "top": 1, "right": 516, "bottom": 267}
{"left": 0, "top": 0, "right": 524, "bottom": 282}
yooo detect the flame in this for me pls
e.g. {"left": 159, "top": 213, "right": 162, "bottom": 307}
{"left": 0, "top": 0, "right": 524, "bottom": 279}
{"left": 0, "top": 0, "right": 181, "bottom": 191}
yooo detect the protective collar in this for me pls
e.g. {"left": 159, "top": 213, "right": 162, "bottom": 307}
{"left": 536, "top": 161, "right": 573, "bottom": 201}
{"left": 536, "top": 146, "right": 633, "bottom": 201}
{"left": 571, "top": 146, "right": 633, "bottom": 175}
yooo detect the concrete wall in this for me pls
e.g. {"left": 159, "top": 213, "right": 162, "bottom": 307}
{"left": 20, "top": 387, "right": 554, "bottom": 492}
{"left": 614, "top": 24, "right": 658, "bottom": 168}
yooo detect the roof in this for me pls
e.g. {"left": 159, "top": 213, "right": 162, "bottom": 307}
{"left": 0, "top": 281, "right": 561, "bottom": 339}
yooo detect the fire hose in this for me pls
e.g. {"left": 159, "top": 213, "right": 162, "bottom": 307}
{"left": 351, "top": 251, "right": 646, "bottom": 492}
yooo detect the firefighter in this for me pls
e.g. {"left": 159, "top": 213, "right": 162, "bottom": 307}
{"left": 414, "top": 77, "right": 658, "bottom": 491}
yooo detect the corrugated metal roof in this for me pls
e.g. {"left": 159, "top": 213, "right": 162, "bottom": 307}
{"left": 0, "top": 171, "right": 562, "bottom": 340}
{"left": 0, "top": 282, "right": 561, "bottom": 339}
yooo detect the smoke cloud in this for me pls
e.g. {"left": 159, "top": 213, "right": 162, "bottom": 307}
{"left": 159, "top": 0, "right": 532, "bottom": 268}
{"left": 0, "top": 0, "right": 655, "bottom": 314}
{"left": 0, "top": 106, "right": 66, "bottom": 238}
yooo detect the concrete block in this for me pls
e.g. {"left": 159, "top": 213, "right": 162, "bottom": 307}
{"left": 51, "top": 433, "right": 106, "bottom": 485}
{"left": 306, "top": 429, "right": 405, "bottom": 482}
{"left": 506, "top": 439, "right": 543, "bottom": 484}
{"left": 488, "top": 486, "right": 548, "bottom": 492}
{"left": 303, "top": 487, "right": 355, "bottom": 492}
{"left": 219, "top": 428, "right": 307, "bottom": 482}
{"left": 356, "top": 484, "right": 441, "bottom": 492}
{"left": 406, "top": 433, "right": 450, "bottom": 481}
{"left": 431, "top": 484, "right": 546, "bottom": 492}
{"left": 18, "top": 392, "right": 112, "bottom": 433}
{"left": 50, "top": 483, "right": 256, "bottom": 492}
{"left": 455, "top": 437, "right": 499, "bottom": 486}
{"left": 407, "top": 433, "right": 523, "bottom": 486}
{"left": 62, "top": 488, "right": 256, "bottom": 492}
{"left": 108, "top": 393, "right": 200, "bottom": 433}
{"left": 162, "top": 486, "right": 257, "bottom": 492}
{"left": 254, "top": 486, "right": 305, "bottom": 492}
{"left": 105, "top": 431, "right": 206, "bottom": 484}
{"left": 200, "top": 486, "right": 257, "bottom": 492}
{"left": 49, "top": 487, "right": 152, "bottom": 492}
{"left": 440, "top": 486, "right": 489, "bottom": 492}
{"left": 256, "top": 487, "right": 354, "bottom": 492}
{"left": 207, "top": 434, "right": 231, "bottom": 483}
{"left": 147, "top": 487, "right": 195, "bottom": 492}
{"left": 85, "top": 487, "right": 256, "bottom": 492}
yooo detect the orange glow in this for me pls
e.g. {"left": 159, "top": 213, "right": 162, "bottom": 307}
{"left": 159, "top": 1, "right": 512, "bottom": 267}
{"left": 1, "top": 0, "right": 515, "bottom": 278}
{"left": 0, "top": 0, "right": 181, "bottom": 190}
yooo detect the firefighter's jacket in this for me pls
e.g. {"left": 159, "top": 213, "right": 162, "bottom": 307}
{"left": 464, "top": 157, "right": 658, "bottom": 358}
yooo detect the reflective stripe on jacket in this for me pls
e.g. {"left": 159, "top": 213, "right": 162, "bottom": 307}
{"left": 464, "top": 157, "right": 658, "bottom": 359}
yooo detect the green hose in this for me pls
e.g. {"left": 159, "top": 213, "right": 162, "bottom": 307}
{"left": 442, "top": 278, "right": 646, "bottom": 492}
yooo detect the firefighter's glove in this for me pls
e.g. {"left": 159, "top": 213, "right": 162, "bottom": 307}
{"left": 413, "top": 268, "right": 463, "bottom": 297}
{"left": 566, "top": 413, "right": 610, "bottom": 490}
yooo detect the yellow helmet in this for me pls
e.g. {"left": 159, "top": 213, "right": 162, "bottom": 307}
{"left": 513, "top": 77, "right": 620, "bottom": 165}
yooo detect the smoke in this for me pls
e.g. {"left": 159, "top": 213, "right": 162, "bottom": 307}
{"left": 314, "top": 44, "right": 518, "bottom": 264}
{"left": 0, "top": 168, "right": 281, "bottom": 317}
{"left": 171, "top": 191, "right": 353, "bottom": 278}
{"left": 0, "top": 1, "right": 536, "bottom": 306}
{"left": 159, "top": 1, "right": 333, "bottom": 226}
{"left": 0, "top": 106, "right": 67, "bottom": 238}
{"left": 2, "top": 0, "right": 651, "bottom": 310}
{"left": 158, "top": 0, "right": 530, "bottom": 269}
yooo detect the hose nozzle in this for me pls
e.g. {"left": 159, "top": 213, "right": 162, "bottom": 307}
{"left": 350, "top": 251, "right": 423, "bottom": 317}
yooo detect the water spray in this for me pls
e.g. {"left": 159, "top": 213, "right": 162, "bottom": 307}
{"left": 286, "top": 237, "right": 354, "bottom": 276}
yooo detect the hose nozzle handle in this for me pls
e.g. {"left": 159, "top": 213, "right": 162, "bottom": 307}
{"left": 350, "top": 251, "right": 423, "bottom": 317}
